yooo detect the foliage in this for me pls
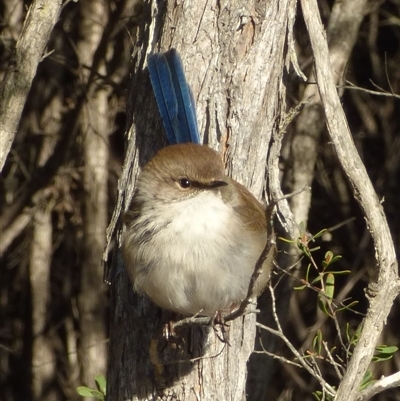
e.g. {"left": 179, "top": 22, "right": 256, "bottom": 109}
{"left": 279, "top": 229, "right": 398, "bottom": 399}
{"left": 77, "top": 375, "right": 106, "bottom": 401}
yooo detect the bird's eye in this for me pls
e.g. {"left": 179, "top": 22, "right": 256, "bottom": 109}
{"left": 179, "top": 178, "right": 191, "bottom": 189}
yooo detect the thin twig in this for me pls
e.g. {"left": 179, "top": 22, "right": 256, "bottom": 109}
{"left": 253, "top": 349, "right": 302, "bottom": 368}
{"left": 342, "top": 80, "right": 400, "bottom": 99}
{"left": 322, "top": 341, "right": 343, "bottom": 380}
{"left": 255, "top": 282, "right": 337, "bottom": 397}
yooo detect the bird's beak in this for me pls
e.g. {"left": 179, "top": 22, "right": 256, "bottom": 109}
{"left": 205, "top": 180, "right": 228, "bottom": 189}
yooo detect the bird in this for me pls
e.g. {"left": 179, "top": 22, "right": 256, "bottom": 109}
{"left": 121, "top": 49, "right": 273, "bottom": 316}
{"left": 121, "top": 142, "right": 273, "bottom": 316}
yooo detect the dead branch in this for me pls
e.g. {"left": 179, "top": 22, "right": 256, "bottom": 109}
{"left": 301, "top": 1, "right": 400, "bottom": 401}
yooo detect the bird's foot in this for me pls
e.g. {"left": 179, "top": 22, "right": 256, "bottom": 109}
{"left": 163, "top": 316, "right": 186, "bottom": 349}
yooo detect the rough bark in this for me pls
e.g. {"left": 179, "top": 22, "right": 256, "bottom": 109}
{"left": 0, "top": 0, "right": 62, "bottom": 171}
{"left": 106, "top": 0, "right": 292, "bottom": 400}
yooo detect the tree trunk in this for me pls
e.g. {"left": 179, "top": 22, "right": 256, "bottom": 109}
{"left": 76, "top": 0, "right": 110, "bottom": 388}
{"left": 30, "top": 204, "right": 54, "bottom": 400}
{"left": 107, "top": 0, "right": 292, "bottom": 399}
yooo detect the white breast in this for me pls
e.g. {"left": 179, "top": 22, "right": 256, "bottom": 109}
{"left": 127, "top": 190, "right": 263, "bottom": 316}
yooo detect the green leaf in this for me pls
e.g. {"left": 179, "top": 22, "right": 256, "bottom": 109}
{"left": 312, "top": 329, "right": 323, "bottom": 355}
{"left": 317, "top": 273, "right": 334, "bottom": 316}
{"left": 311, "top": 275, "right": 322, "bottom": 285}
{"left": 373, "top": 345, "right": 398, "bottom": 362}
{"left": 95, "top": 374, "right": 106, "bottom": 395}
{"left": 77, "top": 386, "right": 105, "bottom": 400}
{"left": 77, "top": 387, "right": 94, "bottom": 397}
{"left": 345, "top": 322, "right": 350, "bottom": 342}
{"left": 324, "top": 270, "right": 350, "bottom": 276}
{"left": 278, "top": 236, "right": 295, "bottom": 244}
{"left": 359, "top": 370, "right": 376, "bottom": 390}
{"left": 322, "top": 251, "right": 334, "bottom": 268}
{"left": 294, "top": 284, "right": 307, "bottom": 291}
{"left": 375, "top": 345, "right": 398, "bottom": 354}
{"left": 295, "top": 264, "right": 312, "bottom": 290}
{"left": 313, "top": 389, "right": 334, "bottom": 401}
{"left": 312, "top": 229, "right": 328, "bottom": 239}
{"left": 325, "top": 273, "right": 335, "bottom": 301}
{"left": 316, "top": 273, "right": 335, "bottom": 317}
{"left": 345, "top": 323, "right": 364, "bottom": 347}
{"left": 318, "top": 294, "right": 331, "bottom": 316}
{"left": 299, "top": 244, "right": 312, "bottom": 259}
{"left": 322, "top": 252, "right": 343, "bottom": 269}
{"left": 330, "top": 255, "right": 342, "bottom": 264}
{"left": 372, "top": 354, "right": 394, "bottom": 362}
{"left": 89, "top": 390, "right": 105, "bottom": 400}
{"left": 308, "top": 246, "right": 321, "bottom": 253}
{"left": 305, "top": 263, "right": 311, "bottom": 282}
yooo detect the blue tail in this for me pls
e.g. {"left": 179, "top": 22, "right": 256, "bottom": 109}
{"left": 147, "top": 49, "right": 200, "bottom": 144}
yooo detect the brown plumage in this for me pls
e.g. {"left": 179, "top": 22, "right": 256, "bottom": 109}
{"left": 122, "top": 143, "right": 273, "bottom": 316}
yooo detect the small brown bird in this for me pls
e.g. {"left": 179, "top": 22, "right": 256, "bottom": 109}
{"left": 122, "top": 143, "right": 273, "bottom": 316}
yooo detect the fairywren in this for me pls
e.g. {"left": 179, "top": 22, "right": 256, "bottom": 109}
{"left": 122, "top": 143, "right": 272, "bottom": 316}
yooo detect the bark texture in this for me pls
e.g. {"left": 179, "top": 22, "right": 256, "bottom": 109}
{"left": 0, "top": 0, "right": 62, "bottom": 171}
{"left": 106, "top": 0, "right": 292, "bottom": 400}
